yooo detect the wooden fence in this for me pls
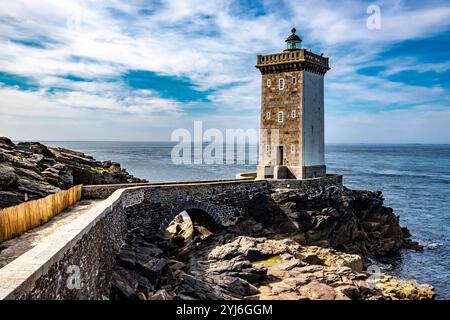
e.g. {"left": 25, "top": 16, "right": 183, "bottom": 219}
{"left": 0, "top": 185, "right": 83, "bottom": 242}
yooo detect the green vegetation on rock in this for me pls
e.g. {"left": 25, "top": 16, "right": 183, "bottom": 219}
{"left": 252, "top": 255, "right": 282, "bottom": 265}
{"left": 90, "top": 166, "right": 112, "bottom": 174}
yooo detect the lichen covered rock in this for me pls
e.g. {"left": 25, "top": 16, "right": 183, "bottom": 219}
{"left": 0, "top": 137, "right": 146, "bottom": 208}
{"left": 377, "top": 276, "right": 435, "bottom": 300}
{"left": 111, "top": 230, "right": 434, "bottom": 300}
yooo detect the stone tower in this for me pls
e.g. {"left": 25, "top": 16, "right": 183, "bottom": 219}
{"left": 256, "top": 28, "right": 330, "bottom": 179}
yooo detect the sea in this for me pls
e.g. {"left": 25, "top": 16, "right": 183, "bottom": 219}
{"left": 45, "top": 141, "right": 450, "bottom": 299}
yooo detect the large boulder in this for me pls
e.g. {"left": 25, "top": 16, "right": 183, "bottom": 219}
{"left": 17, "top": 178, "right": 61, "bottom": 197}
{"left": 0, "top": 165, "right": 18, "bottom": 190}
{"left": 41, "top": 164, "right": 73, "bottom": 189}
{"left": 0, "top": 191, "right": 21, "bottom": 208}
{"left": 0, "top": 137, "right": 14, "bottom": 146}
{"left": 17, "top": 142, "right": 54, "bottom": 158}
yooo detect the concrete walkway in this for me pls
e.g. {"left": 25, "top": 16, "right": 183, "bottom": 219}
{"left": 0, "top": 200, "right": 101, "bottom": 268}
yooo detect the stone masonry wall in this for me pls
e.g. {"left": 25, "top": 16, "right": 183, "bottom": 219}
{"left": 81, "top": 178, "right": 254, "bottom": 200}
{"left": 1, "top": 176, "right": 342, "bottom": 300}
{"left": 122, "top": 180, "right": 269, "bottom": 238}
{"left": 0, "top": 191, "right": 128, "bottom": 300}
{"left": 92, "top": 176, "right": 342, "bottom": 240}
{"left": 25, "top": 201, "right": 127, "bottom": 299}
{"left": 260, "top": 71, "right": 302, "bottom": 168}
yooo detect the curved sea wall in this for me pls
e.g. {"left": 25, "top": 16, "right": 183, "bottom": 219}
{"left": 0, "top": 189, "right": 127, "bottom": 299}
{"left": 1, "top": 174, "right": 420, "bottom": 300}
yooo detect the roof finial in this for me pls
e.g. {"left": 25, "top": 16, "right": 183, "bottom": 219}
{"left": 285, "top": 26, "right": 302, "bottom": 49}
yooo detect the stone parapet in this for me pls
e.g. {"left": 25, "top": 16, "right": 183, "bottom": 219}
{"left": 0, "top": 190, "right": 127, "bottom": 299}
{"left": 256, "top": 49, "right": 330, "bottom": 75}
{"left": 82, "top": 178, "right": 255, "bottom": 199}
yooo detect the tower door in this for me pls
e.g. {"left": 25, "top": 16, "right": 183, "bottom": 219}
{"left": 276, "top": 146, "right": 284, "bottom": 165}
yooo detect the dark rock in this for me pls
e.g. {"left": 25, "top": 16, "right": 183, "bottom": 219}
{"left": 0, "top": 191, "right": 21, "bottom": 208}
{"left": 179, "top": 274, "right": 237, "bottom": 300}
{"left": 135, "top": 272, "right": 154, "bottom": 294}
{"left": 210, "top": 275, "right": 259, "bottom": 297}
{"left": 42, "top": 164, "right": 73, "bottom": 189}
{"left": 247, "top": 185, "right": 413, "bottom": 256}
{"left": 403, "top": 239, "right": 423, "bottom": 251}
{"left": 0, "top": 137, "right": 13, "bottom": 146}
{"left": 101, "top": 160, "right": 112, "bottom": 168}
{"left": 14, "top": 167, "right": 43, "bottom": 181}
{"left": 168, "top": 260, "right": 186, "bottom": 271}
{"left": 302, "top": 254, "right": 324, "bottom": 265}
{"left": 17, "top": 178, "right": 60, "bottom": 197}
{"left": 110, "top": 266, "right": 139, "bottom": 300}
{"left": 11, "top": 158, "right": 41, "bottom": 173}
{"left": 117, "top": 247, "right": 136, "bottom": 268}
{"left": 0, "top": 137, "right": 146, "bottom": 209}
{"left": 17, "top": 142, "right": 54, "bottom": 158}
{"left": 136, "top": 244, "right": 163, "bottom": 260}
{"left": 245, "top": 247, "right": 268, "bottom": 261}
{"left": 137, "top": 257, "right": 167, "bottom": 287}
{"left": 0, "top": 166, "right": 18, "bottom": 190}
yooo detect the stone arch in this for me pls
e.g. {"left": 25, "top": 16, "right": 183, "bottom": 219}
{"left": 158, "top": 200, "right": 224, "bottom": 237}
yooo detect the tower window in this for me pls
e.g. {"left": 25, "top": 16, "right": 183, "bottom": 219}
{"left": 266, "top": 112, "right": 270, "bottom": 119}
{"left": 266, "top": 145, "right": 270, "bottom": 153}
{"left": 292, "top": 77, "right": 296, "bottom": 85}
{"left": 266, "top": 79, "right": 271, "bottom": 87}
{"left": 292, "top": 110, "right": 296, "bottom": 118}
{"left": 277, "top": 111, "right": 284, "bottom": 123}
{"left": 278, "top": 78, "right": 284, "bottom": 90}
{"left": 291, "top": 145, "right": 295, "bottom": 153}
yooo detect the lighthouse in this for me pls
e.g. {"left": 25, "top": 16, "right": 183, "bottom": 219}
{"left": 256, "top": 28, "right": 330, "bottom": 179}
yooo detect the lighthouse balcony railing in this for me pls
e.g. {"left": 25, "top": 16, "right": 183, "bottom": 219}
{"left": 257, "top": 50, "right": 328, "bottom": 67}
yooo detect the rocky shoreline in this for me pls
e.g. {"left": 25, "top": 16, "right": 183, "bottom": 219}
{"left": 110, "top": 184, "right": 434, "bottom": 300}
{"left": 0, "top": 137, "right": 434, "bottom": 300}
{"left": 0, "top": 137, "right": 146, "bottom": 208}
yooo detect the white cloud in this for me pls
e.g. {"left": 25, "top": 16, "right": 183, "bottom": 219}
{"left": 286, "top": 0, "right": 450, "bottom": 45}
{"left": 0, "top": 0, "right": 449, "bottom": 142}
{"left": 0, "top": 85, "right": 183, "bottom": 118}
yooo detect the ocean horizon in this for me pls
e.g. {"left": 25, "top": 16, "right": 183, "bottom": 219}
{"left": 31, "top": 140, "right": 450, "bottom": 145}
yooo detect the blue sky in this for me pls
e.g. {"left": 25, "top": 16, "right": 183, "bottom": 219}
{"left": 0, "top": 0, "right": 449, "bottom": 143}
